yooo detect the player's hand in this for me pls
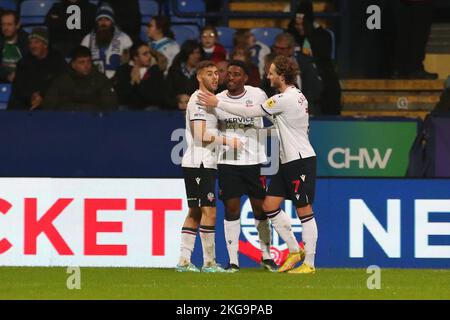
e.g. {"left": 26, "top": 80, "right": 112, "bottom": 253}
{"left": 198, "top": 91, "right": 219, "bottom": 108}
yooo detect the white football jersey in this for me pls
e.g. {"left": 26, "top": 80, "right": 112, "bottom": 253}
{"left": 261, "top": 86, "right": 316, "bottom": 163}
{"left": 216, "top": 86, "right": 268, "bottom": 165}
{"left": 181, "top": 90, "right": 219, "bottom": 169}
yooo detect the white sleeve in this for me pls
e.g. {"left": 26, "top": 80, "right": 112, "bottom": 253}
{"left": 122, "top": 34, "right": 133, "bottom": 50}
{"left": 260, "top": 94, "right": 289, "bottom": 116}
{"left": 217, "top": 100, "right": 266, "bottom": 118}
{"left": 188, "top": 100, "right": 207, "bottom": 121}
{"left": 81, "top": 34, "right": 90, "bottom": 47}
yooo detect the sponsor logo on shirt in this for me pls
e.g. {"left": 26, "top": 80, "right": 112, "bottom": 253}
{"left": 266, "top": 98, "right": 276, "bottom": 108}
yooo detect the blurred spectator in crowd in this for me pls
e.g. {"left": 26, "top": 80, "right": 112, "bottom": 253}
{"left": 45, "top": 0, "right": 96, "bottom": 58}
{"left": 115, "top": 42, "right": 167, "bottom": 110}
{"left": 147, "top": 16, "right": 179, "bottom": 73}
{"left": 287, "top": 0, "right": 341, "bottom": 115}
{"left": 216, "top": 59, "right": 229, "bottom": 92}
{"left": 230, "top": 45, "right": 260, "bottom": 87}
{"left": 177, "top": 93, "right": 189, "bottom": 111}
{"left": 0, "top": 10, "right": 28, "bottom": 83}
{"left": 432, "top": 78, "right": 450, "bottom": 113}
{"left": 8, "top": 27, "right": 66, "bottom": 110}
{"left": 81, "top": 3, "right": 132, "bottom": 79}
{"left": 42, "top": 45, "right": 118, "bottom": 111}
{"left": 200, "top": 25, "right": 226, "bottom": 63}
{"left": 234, "top": 29, "right": 270, "bottom": 79}
{"left": 260, "top": 52, "right": 277, "bottom": 97}
{"left": 166, "top": 40, "right": 203, "bottom": 109}
{"left": 98, "top": 0, "right": 141, "bottom": 43}
{"left": 271, "top": 32, "right": 323, "bottom": 115}
{"left": 393, "top": 0, "right": 437, "bottom": 79}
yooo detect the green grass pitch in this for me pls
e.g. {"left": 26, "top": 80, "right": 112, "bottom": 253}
{"left": 0, "top": 267, "right": 449, "bottom": 300}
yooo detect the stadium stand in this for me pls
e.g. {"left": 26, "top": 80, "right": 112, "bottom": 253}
{"left": 171, "top": 24, "right": 199, "bottom": 46}
{"left": 0, "top": 83, "right": 11, "bottom": 110}
{"left": 0, "top": 0, "right": 17, "bottom": 10}
{"left": 20, "top": 0, "right": 54, "bottom": 25}
{"left": 168, "top": 0, "right": 205, "bottom": 26}
{"left": 216, "top": 26, "right": 235, "bottom": 53}
{"left": 139, "top": 0, "right": 159, "bottom": 24}
{"left": 250, "top": 27, "right": 283, "bottom": 47}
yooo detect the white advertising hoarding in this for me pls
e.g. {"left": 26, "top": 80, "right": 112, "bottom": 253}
{"left": 0, "top": 178, "right": 187, "bottom": 267}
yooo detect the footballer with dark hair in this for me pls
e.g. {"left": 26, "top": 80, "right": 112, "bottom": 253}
{"left": 214, "top": 60, "right": 278, "bottom": 273}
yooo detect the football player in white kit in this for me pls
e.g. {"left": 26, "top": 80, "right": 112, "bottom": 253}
{"left": 215, "top": 60, "right": 278, "bottom": 272}
{"left": 198, "top": 55, "right": 318, "bottom": 274}
{"left": 177, "top": 60, "right": 241, "bottom": 273}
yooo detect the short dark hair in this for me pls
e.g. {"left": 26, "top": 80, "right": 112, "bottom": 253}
{"left": 71, "top": 45, "right": 92, "bottom": 62}
{"left": 130, "top": 41, "right": 148, "bottom": 60}
{"left": 196, "top": 60, "right": 216, "bottom": 75}
{"left": 200, "top": 25, "right": 218, "bottom": 37}
{"left": 228, "top": 60, "right": 249, "bottom": 76}
{"left": 1, "top": 10, "right": 20, "bottom": 25}
{"left": 272, "top": 55, "right": 299, "bottom": 85}
{"left": 150, "top": 16, "right": 174, "bottom": 39}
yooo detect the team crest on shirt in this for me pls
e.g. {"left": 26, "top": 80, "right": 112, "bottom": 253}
{"left": 300, "top": 175, "right": 306, "bottom": 182}
{"left": 195, "top": 177, "right": 201, "bottom": 185}
{"left": 245, "top": 100, "right": 253, "bottom": 107}
{"left": 266, "top": 98, "right": 276, "bottom": 108}
{"left": 207, "top": 192, "right": 215, "bottom": 202}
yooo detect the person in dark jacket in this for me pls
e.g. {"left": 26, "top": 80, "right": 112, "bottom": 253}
{"left": 98, "top": 0, "right": 141, "bottom": 43}
{"left": 166, "top": 40, "right": 204, "bottom": 109}
{"left": 43, "top": 45, "right": 118, "bottom": 111}
{"left": 114, "top": 42, "right": 167, "bottom": 110}
{"left": 45, "top": 0, "right": 97, "bottom": 58}
{"left": 287, "top": 0, "right": 341, "bottom": 115}
{"left": 0, "top": 10, "right": 28, "bottom": 82}
{"left": 8, "top": 27, "right": 67, "bottom": 110}
{"left": 270, "top": 32, "right": 323, "bottom": 115}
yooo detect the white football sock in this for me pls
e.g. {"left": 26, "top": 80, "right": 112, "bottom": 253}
{"left": 179, "top": 227, "right": 197, "bottom": 265}
{"left": 255, "top": 218, "right": 272, "bottom": 260}
{"left": 301, "top": 214, "right": 318, "bottom": 267}
{"left": 266, "top": 209, "right": 299, "bottom": 253}
{"left": 199, "top": 225, "right": 216, "bottom": 266}
{"left": 224, "top": 219, "right": 241, "bottom": 266}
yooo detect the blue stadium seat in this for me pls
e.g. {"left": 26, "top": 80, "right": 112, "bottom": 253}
{"left": 250, "top": 27, "right": 283, "bottom": 47}
{"left": 20, "top": 0, "right": 55, "bottom": 25}
{"left": 170, "top": 0, "right": 204, "bottom": 27}
{"left": 140, "top": 24, "right": 149, "bottom": 42}
{"left": 0, "top": 83, "right": 11, "bottom": 110}
{"left": 216, "top": 27, "right": 236, "bottom": 52}
{"left": 0, "top": 0, "right": 18, "bottom": 10}
{"left": 171, "top": 25, "right": 199, "bottom": 46}
{"left": 139, "top": 0, "right": 159, "bottom": 24}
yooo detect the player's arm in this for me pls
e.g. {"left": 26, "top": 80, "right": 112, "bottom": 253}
{"left": 190, "top": 120, "right": 241, "bottom": 149}
{"left": 198, "top": 91, "right": 280, "bottom": 118}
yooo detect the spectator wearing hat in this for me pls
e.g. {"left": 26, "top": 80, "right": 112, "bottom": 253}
{"left": 43, "top": 45, "right": 118, "bottom": 111}
{"left": 98, "top": 0, "right": 141, "bottom": 43}
{"left": 114, "top": 42, "right": 167, "bottom": 110}
{"left": 8, "top": 27, "right": 67, "bottom": 110}
{"left": 0, "top": 10, "right": 29, "bottom": 83}
{"left": 81, "top": 3, "right": 132, "bottom": 79}
{"left": 45, "top": 0, "right": 97, "bottom": 58}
